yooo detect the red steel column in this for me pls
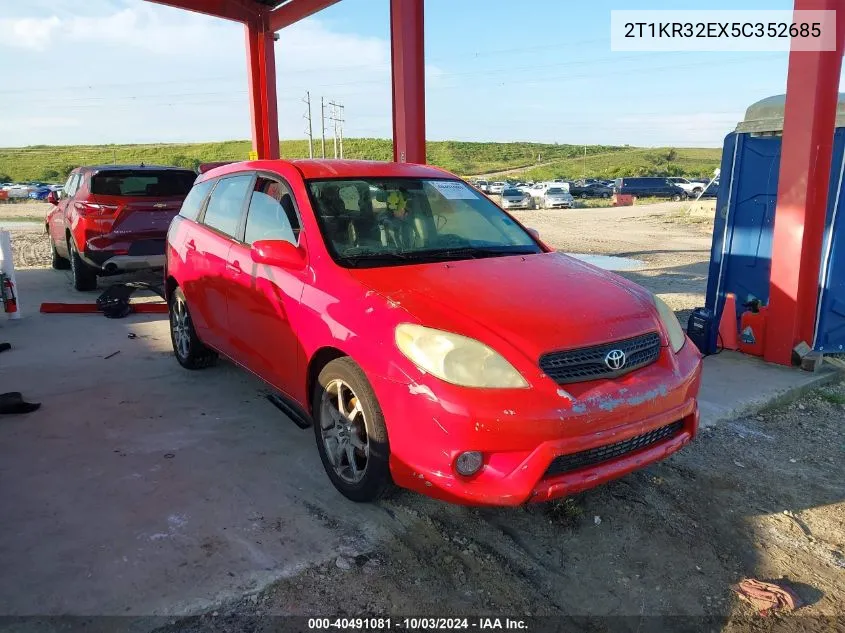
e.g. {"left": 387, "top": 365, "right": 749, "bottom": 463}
{"left": 390, "top": 0, "right": 426, "bottom": 164}
{"left": 245, "top": 13, "right": 280, "bottom": 159}
{"left": 764, "top": 0, "right": 845, "bottom": 365}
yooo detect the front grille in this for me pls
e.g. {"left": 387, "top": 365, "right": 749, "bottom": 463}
{"left": 539, "top": 331, "right": 661, "bottom": 384}
{"left": 544, "top": 420, "right": 684, "bottom": 478}
{"left": 128, "top": 239, "right": 166, "bottom": 256}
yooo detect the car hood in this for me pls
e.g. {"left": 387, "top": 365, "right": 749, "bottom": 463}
{"left": 348, "top": 252, "right": 661, "bottom": 364}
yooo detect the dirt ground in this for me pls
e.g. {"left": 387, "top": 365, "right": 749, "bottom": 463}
{"left": 5, "top": 199, "right": 844, "bottom": 630}
{"left": 157, "top": 382, "right": 845, "bottom": 631}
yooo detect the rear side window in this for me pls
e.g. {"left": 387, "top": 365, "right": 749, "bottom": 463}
{"left": 178, "top": 179, "right": 215, "bottom": 221}
{"left": 244, "top": 177, "right": 301, "bottom": 245}
{"left": 202, "top": 174, "right": 253, "bottom": 238}
{"left": 90, "top": 170, "right": 196, "bottom": 197}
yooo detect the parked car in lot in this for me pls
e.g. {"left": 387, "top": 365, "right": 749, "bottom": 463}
{"left": 613, "top": 177, "right": 688, "bottom": 201}
{"left": 542, "top": 187, "right": 574, "bottom": 209}
{"left": 165, "top": 159, "right": 701, "bottom": 504}
{"left": 46, "top": 164, "right": 197, "bottom": 290}
{"left": 473, "top": 179, "right": 490, "bottom": 193}
{"left": 489, "top": 181, "right": 507, "bottom": 195}
{"left": 666, "top": 177, "right": 707, "bottom": 197}
{"left": 569, "top": 182, "right": 613, "bottom": 199}
{"left": 698, "top": 179, "right": 719, "bottom": 198}
{"left": 500, "top": 187, "right": 534, "bottom": 210}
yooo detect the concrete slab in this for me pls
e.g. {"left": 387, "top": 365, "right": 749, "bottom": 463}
{"left": 0, "top": 269, "right": 393, "bottom": 616}
{"left": 1, "top": 268, "right": 840, "bottom": 617}
{"left": 698, "top": 350, "right": 842, "bottom": 427}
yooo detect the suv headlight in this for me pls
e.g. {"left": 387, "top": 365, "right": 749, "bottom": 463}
{"left": 395, "top": 324, "right": 529, "bottom": 388}
{"left": 652, "top": 295, "right": 686, "bottom": 353}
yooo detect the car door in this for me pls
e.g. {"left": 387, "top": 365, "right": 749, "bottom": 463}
{"left": 226, "top": 174, "right": 307, "bottom": 395}
{"left": 188, "top": 173, "right": 254, "bottom": 353}
{"left": 49, "top": 172, "right": 80, "bottom": 257}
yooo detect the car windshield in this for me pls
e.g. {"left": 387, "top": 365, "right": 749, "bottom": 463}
{"left": 90, "top": 169, "right": 196, "bottom": 197}
{"left": 546, "top": 188, "right": 565, "bottom": 195}
{"left": 307, "top": 178, "right": 541, "bottom": 268}
{"left": 502, "top": 189, "right": 522, "bottom": 196}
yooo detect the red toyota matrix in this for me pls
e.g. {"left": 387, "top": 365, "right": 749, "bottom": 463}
{"left": 165, "top": 160, "right": 702, "bottom": 505}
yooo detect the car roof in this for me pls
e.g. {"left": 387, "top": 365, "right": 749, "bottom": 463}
{"left": 79, "top": 164, "right": 196, "bottom": 173}
{"left": 198, "top": 159, "right": 455, "bottom": 182}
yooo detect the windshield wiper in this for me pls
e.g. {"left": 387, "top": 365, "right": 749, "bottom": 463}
{"left": 414, "top": 246, "right": 537, "bottom": 260}
{"left": 341, "top": 251, "right": 415, "bottom": 267}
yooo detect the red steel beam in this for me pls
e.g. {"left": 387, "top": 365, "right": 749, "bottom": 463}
{"left": 145, "top": 0, "right": 259, "bottom": 23}
{"left": 268, "top": 0, "right": 342, "bottom": 31}
{"left": 390, "top": 0, "right": 426, "bottom": 163}
{"left": 764, "top": 0, "right": 845, "bottom": 365}
{"left": 245, "top": 14, "right": 280, "bottom": 159}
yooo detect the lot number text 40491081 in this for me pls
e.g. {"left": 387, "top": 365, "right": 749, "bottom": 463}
{"left": 307, "top": 618, "right": 529, "bottom": 631}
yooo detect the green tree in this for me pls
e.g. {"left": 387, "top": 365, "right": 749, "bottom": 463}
{"left": 0, "top": 172, "right": 12, "bottom": 182}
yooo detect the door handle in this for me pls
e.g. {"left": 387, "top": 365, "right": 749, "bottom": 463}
{"left": 226, "top": 260, "right": 242, "bottom": 273}
{"left": 185, "top": 239, "right": 196, "bottom": 251}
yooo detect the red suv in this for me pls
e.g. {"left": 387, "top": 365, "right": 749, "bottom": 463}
{"left": 165, "top": 160, "right": 702, "bottom": 505}
{"left": 46, "top": 165, "right": 197, "bottom": 290}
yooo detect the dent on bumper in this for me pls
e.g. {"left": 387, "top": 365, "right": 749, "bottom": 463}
{"left": 374, "top": 344, "right": 702, "bottom": 506}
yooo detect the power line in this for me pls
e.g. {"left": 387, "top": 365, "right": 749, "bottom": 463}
{"left": 303, "top": 91, "right": 313, "bottom": 159}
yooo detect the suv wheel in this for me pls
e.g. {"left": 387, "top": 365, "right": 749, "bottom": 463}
{"left": 671, "top": 193, "right": 683, "bottom": 202}
{"left": 68, "top": 238, "right": 97, "bottom": 291}
{"left": 169, "top": 287, "right": 218, "bottom": 370}
{"left": 50, "top": 241, "right": 70, "bottom": 270}
{"left": 313, "top": 357, "right": 391, "bottom": 502}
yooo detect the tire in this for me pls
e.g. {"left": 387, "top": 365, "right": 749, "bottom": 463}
{"left": 580, "top": 193, "right": 587, "bottom": 199}
{"left": 169, "top": 287, "right": 218, "bottom": 370}
{"left": 692, "top": 188, "right": 703, "bottom": 196}
{"left": 671, "top": 194, "right": 683, "bottom": 202}
{"left": 51, "top": 241, "right": 70, "bottom": 270}
{"left": 68, "top": 238, "right": 97, "bottom": 291}
{"left": 312, "top": 357, "right": 391, "bottom": 502}
{"left": 601, "top": 192, "right": 609, "bottom": 199}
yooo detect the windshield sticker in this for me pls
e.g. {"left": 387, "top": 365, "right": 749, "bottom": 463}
{"left": 430, "top": 180, "right": 477, "bottom": 200}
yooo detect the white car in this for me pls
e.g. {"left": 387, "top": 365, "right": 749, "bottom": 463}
{"left": 474, "top": 179, "right": 491, "bottom": 193}
{"left": 542, "top": 187, "right": 574, "bottom": 209}
{"left": 489, "top": 181, "right": 507, "bottom": 195}
{"left": 667, "top": 177, "right": 707, "bottom": 196}
{"left": 500, "top": 187, "right": 534, "bottom": 210}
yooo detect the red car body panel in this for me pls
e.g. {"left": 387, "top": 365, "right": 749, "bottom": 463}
{"left": 47, "top": 165, "right": 195, "bottom": 273}
{"left": 166, "top": 159, "right": 703, "bottom": 505}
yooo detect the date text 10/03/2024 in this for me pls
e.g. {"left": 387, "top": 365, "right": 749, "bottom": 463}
{"left": 307, "top": 618, "right": 529, "bottom": 630}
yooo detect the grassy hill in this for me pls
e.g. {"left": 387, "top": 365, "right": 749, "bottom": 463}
{"left": 0, "top": 140, "right": 720, "bottom": 183}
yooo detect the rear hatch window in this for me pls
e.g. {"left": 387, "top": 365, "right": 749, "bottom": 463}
{"left": 91, "top": 170, "right": 196, "bottom": 197}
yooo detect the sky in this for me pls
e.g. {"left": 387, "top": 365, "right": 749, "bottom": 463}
{"left": 0, "top": 0, "right": 837, "bottom": 148}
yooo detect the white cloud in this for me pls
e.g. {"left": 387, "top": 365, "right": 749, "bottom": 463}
{"left": 0, "top": 16, "right": 61, "bottom": 51}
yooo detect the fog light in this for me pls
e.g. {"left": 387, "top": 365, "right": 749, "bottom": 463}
{"left": 455, "top": 451, "right": 483, "bottom": 476}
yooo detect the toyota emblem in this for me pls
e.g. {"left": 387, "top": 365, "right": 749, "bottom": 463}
{"left": 604, "top": 349, "right": 626, "bottom": 370}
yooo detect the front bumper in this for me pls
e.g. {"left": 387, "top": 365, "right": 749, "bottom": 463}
{"left": 370, "top": 340, "right": 702, "bottom": 506}
{"left": 502, "top": 200, "right": 532, "bottom": 209}
{"left": 546, "top": 200, "right": 573, "bottom": 208}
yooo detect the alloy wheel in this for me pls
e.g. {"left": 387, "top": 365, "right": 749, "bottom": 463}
{"left": 171, "top": 297, "right": 191, "bottom": 359}
{"left": 319, "top": 378, "right": 370, "bottom": 483}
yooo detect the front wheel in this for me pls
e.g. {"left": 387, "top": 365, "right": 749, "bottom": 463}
{"left": 313, "top": 357, "right": 391, "bottom": 502}
{"left": 671, "top": 193, "right": 683, "bottom": 202}
{"left": 169, "top": 287, "right": 218, "bottom": 370}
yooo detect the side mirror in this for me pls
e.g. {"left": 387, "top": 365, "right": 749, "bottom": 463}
{"left": 250, "top": 239, "right": 306, "bottom": 270}
{"left": 527, "top": 228, "right": 540, "bottom": 240}
{"left": 46, "top": 191, "right": 59, "bottom": 205}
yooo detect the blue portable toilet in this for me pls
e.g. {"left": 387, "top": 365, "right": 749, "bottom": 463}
{"left": 705, "top": 94, "right": 845, "bottom": 354}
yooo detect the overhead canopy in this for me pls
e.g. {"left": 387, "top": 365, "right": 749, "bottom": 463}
{"left": 148, "top": 0, "right": 341, "bottom": 31}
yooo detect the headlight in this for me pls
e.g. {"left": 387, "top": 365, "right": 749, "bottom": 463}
{"left": 395, "top": 324, "right": 529, "bottom": 388}
{"left": 653, "top": 295, "right": 686, "bottom": 353}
